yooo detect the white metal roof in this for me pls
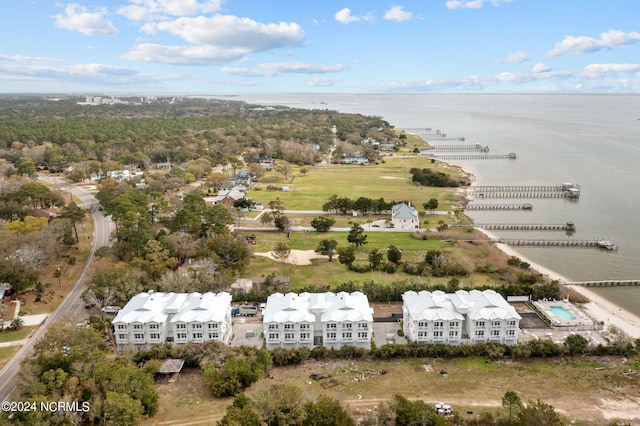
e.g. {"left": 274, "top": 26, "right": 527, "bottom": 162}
{"left": 263, "top": 291, "right": 373, "bottom": 324}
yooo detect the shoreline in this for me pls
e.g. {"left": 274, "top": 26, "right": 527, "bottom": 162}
{"left": 427, "top": 149, "right": 640, "bottom": 339}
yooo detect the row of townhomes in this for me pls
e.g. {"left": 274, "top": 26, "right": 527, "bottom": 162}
{"left": 262, "top": 291, "right": 374, "bottom": 350}
{"left": 112, "top": 289, "right": 521, "bottom": 351}
{"left": 402, "top": 290, "right": 521, "bottom": 345}
{"left": 112, "top": 291, "right": 233, "bottom": 351}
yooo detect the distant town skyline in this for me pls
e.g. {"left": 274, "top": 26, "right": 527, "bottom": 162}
{"left": 1, "top": 0, "right": 639, "bottom": 94}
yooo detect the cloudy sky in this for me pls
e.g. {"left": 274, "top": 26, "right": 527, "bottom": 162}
{"left": 1, "top": 0, "right": 639, "bottom": 94}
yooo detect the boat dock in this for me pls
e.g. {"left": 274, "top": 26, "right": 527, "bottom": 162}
{"left": 467, "top": 183, "right": 580, "bottom": 198}
{"left": 428, "top": 144, "right": 489, "bottom": 152}
{"left": 465, "top": 203, "right": 533, "bottom": 210}
{"left": 564, "top": 279, "right": 640, "bottom": 287}
{"left": 495, "top": 238, "right": 617, "bottom": 250}
{"left": 452, "top": 222, "right": 575, "bottom": 231}
{"left": 426, "top": 153, "right": 516, "bottom": 160}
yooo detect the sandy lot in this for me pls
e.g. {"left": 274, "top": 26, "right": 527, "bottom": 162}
{"left": 254, "top": 249, "right": 328, "bottom": 265}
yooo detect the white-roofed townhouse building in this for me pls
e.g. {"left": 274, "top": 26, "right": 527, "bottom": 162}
{"left": 263, "top": 291, "right": 374, "bottom": 350}
{"left": 402, "top": 289, "right": 521, "bottom": 346}
{"left": 112, "top": 291, "right": 232, "bottom": 351}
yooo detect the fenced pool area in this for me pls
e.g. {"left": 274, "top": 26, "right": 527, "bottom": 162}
{"left": 533, "top": 299, "right": 594, "bottom": 327}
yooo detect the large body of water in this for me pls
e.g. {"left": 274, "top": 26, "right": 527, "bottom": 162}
{"left": 231, "top": 93, "right": 640, "bottom": 316}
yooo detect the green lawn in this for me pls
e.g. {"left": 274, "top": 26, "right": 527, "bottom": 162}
{"left": 247, "top": 156, "right": 463, "bottom": 211}
{"left": 0, "top": 327, "right": 33, "bottom": 343}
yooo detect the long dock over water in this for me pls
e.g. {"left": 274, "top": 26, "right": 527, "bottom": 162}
{"left": 427, "top": 153, "right": 516, "bottom": 160}
{"left": 467, "top": 183, "right": 580, "bottom": 198}
{"left": 465, "top": 203, "right": 533, "bottom": 210}
{"left": 565, "top": 280, "right": 640, "bottom": 287}
{"left": 429, "top": 144, "right": 490, "bottom": 152}
{"left": 451, "top": 222, "right": 575, "bottom": 231}
{"left": 496, "top": 238, "right": 616, "bottom": 250}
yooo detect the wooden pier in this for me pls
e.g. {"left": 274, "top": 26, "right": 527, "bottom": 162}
{"left": 467, "top": 183, "right": 580, "bottom": 199}
{"left": 495, "top": 238, "right": 617, "bottom": 250}
{"left": 428, "top": 144, "right": 489, "bottom": 152}
{"left": 425, "top": 137, "right": 466, "bottom": 141}
{"left": 565, "top": 279, "right": 640, "bottom": 287}
{"left": 452, "top": 222, "right": 575, "bottom": 231}
{"left": 426, "top": 153, "right": 516, "bottom": 160}
{"left": 465, "top": 203, "right": 533, "bottom": 210}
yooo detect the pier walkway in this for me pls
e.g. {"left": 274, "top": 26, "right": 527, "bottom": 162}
{"left": 451, "top": 222, "right": 575, "bottom": 231}
{"left": 467, "top": 183, "right": 580, "bottom": 198}
{"left": 465, "top": 203, "right": 533, "bottom": 210}
{"left": 496, "top": 238, "right": 616, "bottom": 250}
{"left": 426, "top": 153, "right": 516, "bottom": 160}
{"left": 429, "top": 144, "right": 490, "bottom": 152}
{"left": 565, "top": 280, "right": 640, "bottom": 287}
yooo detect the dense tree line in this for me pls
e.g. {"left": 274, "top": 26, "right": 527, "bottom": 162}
{"left": 410, "top": 167, "right": 461, "bottom": 187}
{"left": 322, "top": 194, "right": 401, "bottom": 215}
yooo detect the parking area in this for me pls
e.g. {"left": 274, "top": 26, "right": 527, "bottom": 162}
{"left": 230, "top": 317, "right": 264, "bottom": 347}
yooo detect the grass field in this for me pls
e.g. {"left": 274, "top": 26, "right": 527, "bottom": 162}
{"left": 145, "top": 355, "right": 640, "bottom": 425}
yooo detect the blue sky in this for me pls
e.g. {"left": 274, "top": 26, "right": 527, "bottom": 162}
{"left": 1, "top": 0, "right": 639, "bottom": 94}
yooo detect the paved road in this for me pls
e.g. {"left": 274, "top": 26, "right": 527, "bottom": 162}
{"left": 0, "top": 175, "right": 113, "bottom": 402}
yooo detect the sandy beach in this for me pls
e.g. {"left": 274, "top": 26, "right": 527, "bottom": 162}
{"left": 477, "top": 228, "right": 640, "bottom": 339}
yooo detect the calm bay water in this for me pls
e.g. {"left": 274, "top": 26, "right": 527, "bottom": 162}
{"left": 231, "top": 94, "right": 640, "bottom": 315}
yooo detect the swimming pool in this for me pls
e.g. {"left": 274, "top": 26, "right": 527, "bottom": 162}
{"left": 548, "top": 305, "right": 576, "bottom": 321}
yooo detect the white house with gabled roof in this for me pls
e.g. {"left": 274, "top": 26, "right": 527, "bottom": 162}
{"left": 263, "top": 291, "right": 373, "bottom": 350}
{"left": 391, "top": 202, "right": 420, "bottom": 230}
{"left": 403, "top": 289, "right": 521, "bottom": 345}
{"left": 112, "top": 291, "right": 232, "bottom": 351}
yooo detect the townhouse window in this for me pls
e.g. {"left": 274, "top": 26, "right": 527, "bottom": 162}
{"left": 507, "top": 329, "right": 516, "bottom": 336}
{"left": 434, "top": 321, "right": 444, "bottom": 328}
{"left": 208, "top": 333, "right": 219, "bottom": 339}
{"left": 117, "top": 334, "right": 127, "bottom": 340}
{"left": 418, "top": 321, "right": 427, "bottom": 328}
{"left": 176, "top": 323, "right": 186, "bottom": 329}
{"left": 358, "top": 332, "right": 368, "bottom": 339}
{"left": 117, "top": 324, "right": 127, "bottom": 330}
{"left": 476, "top": 330, "right": 485, "bottom": 337}
{"left": 208, "top": 323, "right": 218, "bottom": 329}
{"left": 193, "top": 333, "right": 203, "bottom": 339}
{"left": 449, "top": 330, "right": 459, "bottom": 337}
{"left": 284, "top": 333, "right": 295, "bottom": 341}
{"left": 177, "top": 333, "right": 187, "bottom": 340}
{"left": 300, "top": 333, "right": 310, "bottom": 340}
{"left": 150, "top": 333, "right": 160, "bottom": 340}
{"left": 192, "top": 323, "right": 202, "bottom": 330}
{"left": 268, "top": 324, "right": 279, "bottom": 330}
{"left": 343, "top": 323, "right": 352, "bottom": 330}
{"left": 476, "top": 321, "right": 485, "bottom": 328}
{"left": 326, "top": 323, "right": 337, "bottom": 330}
{"left": 491, "top": 321, "right": 501, "bottom": 328}
{"left": 449, "top": 321, "right": 458, "bottom": 328}
{"left": 418, "top": 331, "right": 426, "bottom": 338}
{"left": 133, "top": 324, "right": 143, "bottom": 330}
{"left": 342, "top": 332, "right": 352, "bottom": 340}
{"left": 148, "top": 324, "right": 158, "bottom": 330}
{"left": 268, "top": 333, "right": 279, "bottom": 341}
{"left": 300, "top": 323, "right": 309, "bottom": 330}
{"left": 284, "top": 323, "right": 294, "bottom": 330}
{"left": 133, "top": 333, "right": 144, "bottom": 340}
{"left": 508, "top": 321, "right": 517, "bottom": 328}
{"left": 491, "top": 330, "right": 500, "bottom": 337}
{"left": 433, "top": 331, "right": 443, "bottom": 338}
{"left": 358, "top": 322, "right": 368, "bottom": 330}
{"left": 326, "top": 332, "right": 336, "bottom": 339}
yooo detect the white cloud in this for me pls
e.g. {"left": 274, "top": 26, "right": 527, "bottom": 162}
{"left": 547, "top": 29, "right": 640, "bottom": 57}
{"left": 149, "top": 15, "right": 305, "bottom": 51}
{"left": 445, "top": 0, "right": 512, "bottom": 10}
{"left": 0, "top": 54, "right": 62, "bottom": 63}
{"left": 53, "top": 4, "right": 119, "bottom": 36}
{"left": 384, "top": 6, "right": 416, "bottom": 22}
{"left": 123, "top": 43, "right": 247, "bottom": 65}
{"left": 581, "top": 63, "right": 640, "bottom": 79}
{"left": 220, "top": 62, "right": 347, "bottom": 77}
{"left": 532, "top": 63, "right": 551, "bottom": 73}
{"left": 117, "top": 0, "right": 222, "bottom": 21}
{"left": 496, "top": 51, "right": 529, "bottom": 63}
{"left": 308, "top": 77, "right": 341, "bottom": 87}
{"left": 335, "top": 8, "right": 360, "bottom": 24}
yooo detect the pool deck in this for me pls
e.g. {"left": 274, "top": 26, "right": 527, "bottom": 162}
{"left": 533, "top": 299, "right": 595, "bottom": 328}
